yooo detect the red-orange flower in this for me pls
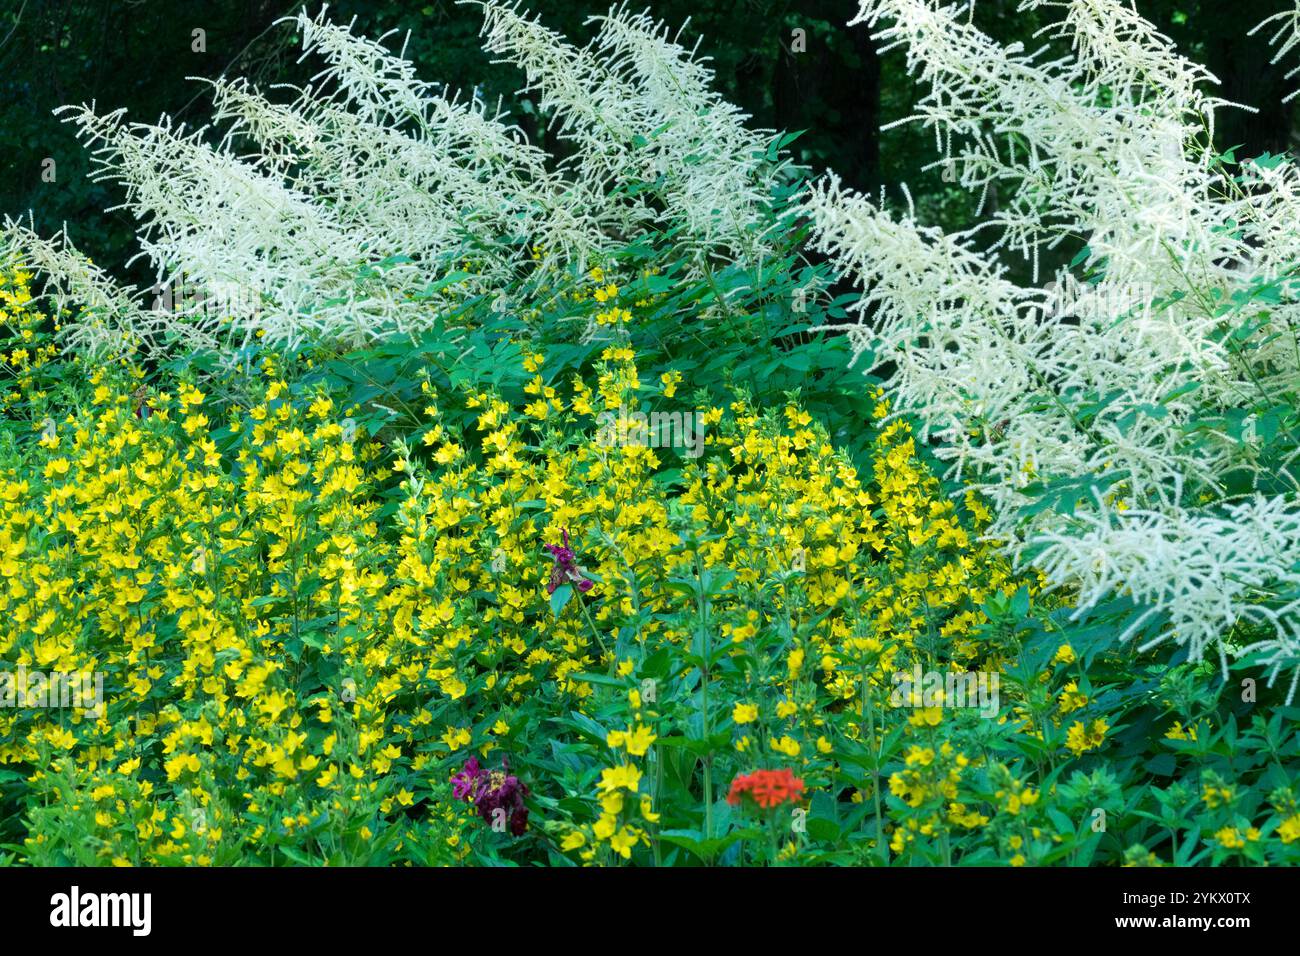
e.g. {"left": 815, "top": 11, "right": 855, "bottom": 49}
{"left": 726, "top": 768, "right": 805, "bottom": 809}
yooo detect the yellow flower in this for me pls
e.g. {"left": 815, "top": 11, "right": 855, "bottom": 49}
{"left": 598, "top": 765, "right": 642, "bottom": 794}
{"left": 607, "top": 724, "right": 656, "bottom": 756}
{"left": 788, "top": 648, "right": 804, "bottom": 678}
{"left": 769, "top": 735, "right": 800, "bottom": 757}
{"left": 593, "top": 814, "right": 617, "bottom": 841}
{"left": 1058, "top": 681, "right": 1088, "bottom": 714}
{"left": 1064, "top": 718, "right": 1109, "bottom": 755}
{"left": 1215, "top": 827, "right": 1245, "bottom": 849}
{"left": 624, "top": 724, "right": 656, "bottom": 757}
{"left": 441, "top": 726, "right": 472, "bottom": 752}
{"left": 609, "top": 827, "right": 637, "bottom": 859}
{"left": 639, "top": 794, "right": 660, "bottom": 823}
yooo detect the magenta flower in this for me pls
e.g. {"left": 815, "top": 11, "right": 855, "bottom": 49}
{"left": 451, "top": 756, "right": 483, "bottom": 801}
{"left": 545, "top": 528, "right": 595, "bottom": 595}
{"left": 450, "top": 756, "right": 530, "bottom": 836}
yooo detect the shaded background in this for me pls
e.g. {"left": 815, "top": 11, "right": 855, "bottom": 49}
{"left": 2, "top": 0, "right": 1296, "bottom": 287}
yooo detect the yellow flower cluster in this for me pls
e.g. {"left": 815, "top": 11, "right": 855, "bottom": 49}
{"left": 0, "top": 269, "right": 1048, "bottom": 865}
{"left": 1, "top": 269, "right": 60, "bottom": 415}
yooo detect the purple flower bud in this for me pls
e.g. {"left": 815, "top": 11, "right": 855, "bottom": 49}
{"left": 545, "top": 528, "right": 596, "bottom": 597}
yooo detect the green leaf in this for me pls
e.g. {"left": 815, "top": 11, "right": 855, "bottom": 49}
{"left": 549, "top": 583, "right": 573, "bottom": 617}
{"left": 658, "top": 828, "right": 761, "bottom": 861}
{"left": 568, "top": 671, "right": 627, "bottom": 689}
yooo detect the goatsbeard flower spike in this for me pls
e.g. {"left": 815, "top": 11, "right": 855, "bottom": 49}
{"left": 805, "top": 0, "right": 1300, "bottom": 702}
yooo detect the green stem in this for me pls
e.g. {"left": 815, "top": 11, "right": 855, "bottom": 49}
{"left": 694, "top": 552, "right": 714, "bottom": 850}
{"left": 575, "top": 588, "right": 609, "bottom": 665}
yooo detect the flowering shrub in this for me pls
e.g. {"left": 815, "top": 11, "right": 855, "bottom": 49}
{"left": 806, "top": 0, "right": 1300, "bottom": 700}
{"left": 2, "top": 259, "right": 1297, "bottom": 866}
{"left": 3, "top": 1, "right": 1300, "bottom": 869}
{"left": 1, "top": 3, "right": 791, "bottom": 361}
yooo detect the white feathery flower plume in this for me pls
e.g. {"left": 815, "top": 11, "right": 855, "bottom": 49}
{"left": 472, "top": 1, "right": 782, "bottom": 267}
{"left": 1251, "top": 0, "right": 1300, "bottom": 103}
{"left": 806, "top": 0, "right": 1300, "bottom": 698}
{"left": 55, "top": 101, "right": 430, "bottom": 355}
{"left": 0, "top": 218, "right": 204, "bottom": 359}
{"left": 13, "top": 4, "right": 787, "bottom": 358}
